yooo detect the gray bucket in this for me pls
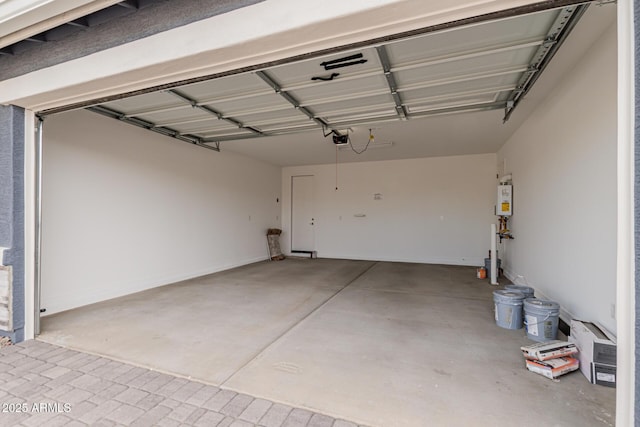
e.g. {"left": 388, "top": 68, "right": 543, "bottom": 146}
{"left": 524, "top": 298, "right": 560, "bottom": 342}
{"left": 484, "top": 258, "right": 502, "bottom": 276}
{"left": 493, "top": 290, "right": 525, "bottom": 330}
{"left": 505, "top": 284, "right": 534, "bottom": 300}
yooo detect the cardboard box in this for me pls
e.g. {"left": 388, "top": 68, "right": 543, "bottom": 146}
{"left": 521, "top": 340, "right": 578, "bottom": 361}
{"left": 525, "top": 357, "right": 579, "bottom": 380}
{"left": 591, "top": 363, "right": 616, "bottom": 388}
{"left": 568, "top": 319, "right": 616, "bottom": 386}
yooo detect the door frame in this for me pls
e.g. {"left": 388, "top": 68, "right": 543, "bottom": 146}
{"left": 290, "top": 175, "right": 315, "bottom": 253}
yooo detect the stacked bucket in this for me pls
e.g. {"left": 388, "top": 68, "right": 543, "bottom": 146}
{"left": 493, "top": 284, "right": 560, "bottom": 342}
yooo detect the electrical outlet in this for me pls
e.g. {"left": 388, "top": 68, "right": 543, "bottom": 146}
{"left": 610, "top": 303, "right": 616, "bottom": 319}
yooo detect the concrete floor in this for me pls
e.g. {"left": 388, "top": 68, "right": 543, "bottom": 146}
{"left": 39, "top": 259, "right": 616, "bottom": 427}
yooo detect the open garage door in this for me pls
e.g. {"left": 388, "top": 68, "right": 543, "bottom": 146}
{"left": 54, "top": 5, "right": 587, "bottom": 151}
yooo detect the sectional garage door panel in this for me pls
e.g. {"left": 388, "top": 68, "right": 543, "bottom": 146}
{"left": 87, "top": 5, "right": 587, "bottom": 150}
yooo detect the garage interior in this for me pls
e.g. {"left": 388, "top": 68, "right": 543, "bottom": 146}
{"left": 39, "top": 260, "right": 617, "bottom": 426}
{"left": 12, "top": 0, "right": 618, "bottom": 426}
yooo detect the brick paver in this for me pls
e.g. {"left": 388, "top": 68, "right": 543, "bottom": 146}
{"left": 309, "top": 413, "right": 335, "bottom": 427}
{"left": 282, "top": 408, "right": 314, "bottom": 427}
{"left": 0, "top": 340, "right": 366, "bottom": 426}
{"left": 221, "top": 393, "right": 254, "bottom": 417}
{"left": 259, "top": 402, "right": 293, "bottom": 427}
{"left": 239, "top": 398, "right": 272, "bottom": 423}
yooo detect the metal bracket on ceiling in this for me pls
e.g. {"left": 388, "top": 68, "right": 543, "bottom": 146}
{"left": 255, "top": 70, "right": 343, "bottom": 137}
{"left": 541, "top": 36, "right": 558, "bottom": 48}
{"left": 502, "top": 4, "right": 589, "bottom": 122}
{"left": 87, "top": 105, "right": 220, "bottom": 152}
{"left": 505, "top": 100, "right": 514, "bottom": 117}
{"left": 375, "top": 45, "right": 408, "bottom": 120}
{"left": 204, "top": 141, "right": 221, "bottom": 151}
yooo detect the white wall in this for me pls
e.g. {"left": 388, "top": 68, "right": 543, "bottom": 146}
{"left": 41, "top": 110, "right": 281, "bottom": 314}
{"left": 282, "top": 154, "right": 496, "bottom": 265}
{"left": 497, "top": 24, "right": 617, "bottom": 333}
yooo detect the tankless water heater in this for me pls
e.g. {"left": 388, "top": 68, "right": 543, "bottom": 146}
{"left": 497, "top": 185, "right": 512, "bottom": 216}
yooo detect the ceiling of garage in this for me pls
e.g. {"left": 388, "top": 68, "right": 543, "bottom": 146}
{"left": 85, "top": 3, "right": 615, "bottom": 166}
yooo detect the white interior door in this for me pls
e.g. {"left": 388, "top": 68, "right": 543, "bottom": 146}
{"left": 291, "top": 175, "right": 315, "bottom": 252}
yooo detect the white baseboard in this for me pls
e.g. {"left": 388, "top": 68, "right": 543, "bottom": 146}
{"left": 42, "top": 255, "right": 268, "bottom": 315}
{"left": 503, "top": 268, "right": 519, "bottom": 285}
{"left": 503, "top": 268, "right": 575, "bottom": 327}
{"left": 288, "top": 252, "right": 485, "bottom": 267}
